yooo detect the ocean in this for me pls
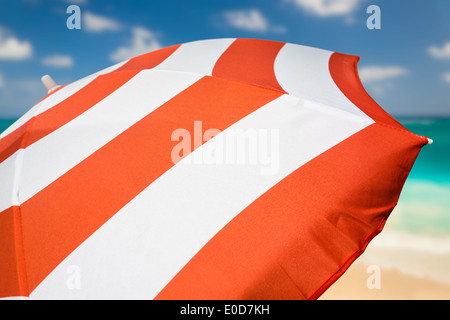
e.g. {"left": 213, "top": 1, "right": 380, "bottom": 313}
{"left": 0, "top": 119, "right": 15, "bottom": 135}
{"left": 363, "top": 118, "right": 450, "bottom": 285}
{"left": 1, "top": 117, "right": 449, "bottom": 284}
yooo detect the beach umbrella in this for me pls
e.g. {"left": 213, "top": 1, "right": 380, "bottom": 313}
{"left": 0, "top": 38, "right": 430, "bottom": 299}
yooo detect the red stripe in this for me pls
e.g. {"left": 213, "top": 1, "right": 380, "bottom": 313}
{"left": 0, "top": 206, "right": 28, "bottom": 297}
{"left": 329, "top": 52, "right": 405, "bottom": 129}
{"left": 0, "top": 71, "right": 139, "bottom": 164}
{"left": 10, "top": 76, "right": 283, "bottom": 296}
{"left": 212, "top": 38, "right": 286, "bottom": 93}
{"left": 155, "top": 124, "right": 427, "bottom": 300}
{"left": 0, "top": 45, "right": 180, "bottom": 165}
{"left": 117, "top": 44, "right": 181, "bottom": 72}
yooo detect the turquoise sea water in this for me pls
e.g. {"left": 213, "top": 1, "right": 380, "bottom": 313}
{"left": 0, "top": 119, "right": 15, "bottom": 134}
{"left": 1, "top": 117, "right": 450, "bottom": 282}
{"left": 364, "top": 118, "right": 450, "bottom": 285}
{"left": 392, "top": 118, "right": 450, "bottom": 234}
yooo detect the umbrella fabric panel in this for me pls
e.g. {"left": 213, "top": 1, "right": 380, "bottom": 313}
{"left": 274, "top": 43, "right": 370, "bottom": 120}
{"left": 8, "top": 71, "right": 203, "bottom": 215}
{"left": 156, "top": 123, "right": 426, "bottom": 300}
{"left": 0, "top": 206, "right": 26, "bottom": 297}
{"left": 0, "top": 151, "right": 21, "bottom": 211}
{"left": 28, "top": 92, "right": 372, "bottom": 299}
{"left": 329, "top": 52, "right": 405, "bottom": 129}
{"left": 0, "top": 38, "right": 377, "bottom": 167}
{"left": 0, "top": 71, "right": 140, "bottom": 166}
{"left": 0, "top": 76, "right": 94, "bottom": 140}
{"left": 0, "top": 43, "right": 180, "bottom": 164}
{"left": 212, "top": 38, "right": 286, "bottom": 93}
{"left": 0, "top": 38, "right": 428, "bottom": 299}
{"left": 153, "top": 38, "right": 234, "bottom": 76}
{"left": 12, "top": 75, "right": 284, "bottom": 297}
{"left": 0, "top": 59, "right": 131, "bottom": 140}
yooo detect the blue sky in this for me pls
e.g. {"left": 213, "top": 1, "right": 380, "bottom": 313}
{"left": 0, "top": 0, "right": 449, "bottom": 119}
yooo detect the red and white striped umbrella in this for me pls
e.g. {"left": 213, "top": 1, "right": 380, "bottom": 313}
{"left": 0, "top": 38, "right": 429, "bottom": 299}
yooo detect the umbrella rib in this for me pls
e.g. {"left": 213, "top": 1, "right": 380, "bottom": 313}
{"left": 107, "top": 67, "right": 376, "bottom": 126}
{"left": 9, "top": 94, "right": 51, "bottom": 297}
{"left": 308, "top": 212, "right": 390, "bottom": 300}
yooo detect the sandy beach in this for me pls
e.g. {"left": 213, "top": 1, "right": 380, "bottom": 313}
{"left": 319, "top": 260, "right": 450, "bottom": 300}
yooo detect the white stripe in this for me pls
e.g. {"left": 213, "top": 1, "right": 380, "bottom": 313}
{"left": 274, "top": 43, "right": 371, "bottom": 120}
{"left": 154, "top": 38, "right": 235, "bottom": 76}
{"left": 29, "top": 94, "right": 373, "bottom": 299}
{"left": 0, "top": 152, "right": 20, "bottom": 211}
{"left": 0, "top": 60, "right": 128, "bottom": 140}
{"left": 84, "top": 59, "right": 129, "bottom": 78}
{"left": 0, "top": 70, "right": 202, "bottom": 214}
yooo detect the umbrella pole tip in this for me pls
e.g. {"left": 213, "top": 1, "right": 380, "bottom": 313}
{"left": 41, "top": 75, "right": 60, "bottom": 93}
{"left": 427, "top": 137, "right": 434, "bottom": 145}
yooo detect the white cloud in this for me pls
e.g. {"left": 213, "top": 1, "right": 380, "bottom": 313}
{"left": 358, "top": 66, "right": 409, "bottom": 97}
{"left": 443, "top": 72, "right": 450, "bottom": 84}
{"left": 358, "top": 66, "right": 409, "bottom": 84}
{"left": 0, "top": 77, "right": 46, "bottom": 118}
{"left": 428, "top": 42, "right": 450, "bottom": 60}
{"left": 223, "top": 9, "right": 286, "bottom": 33}
{"left": 10, "top": 78, "right": 43, "bottom": 94}
{"left": 41, "top": 54, "right": 74, "bottom": 68}
{"left": 0, "top": 27, "right": 33, "bottom": 60}
{"left": 110, "top": 27, "right": 162, "bottom": 62}
{"left": 291, "top": 0, "right": 361, "bottom": 17}
{"left": 83, "top": 12, "right": 122, "bottom": 33}
{"left": 66, "top": 0, "right": 88, "bottom": 4}
{"left": 367, "top": 84, "right": 385, "bottom": 96}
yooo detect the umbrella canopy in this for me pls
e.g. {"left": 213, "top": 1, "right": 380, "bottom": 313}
{"left": 0, "top": 38, "right": 429, "bottom": 299}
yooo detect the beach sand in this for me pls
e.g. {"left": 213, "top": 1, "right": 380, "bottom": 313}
{"left": 319, "top": 260, "right": 450, "bottom": 300}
